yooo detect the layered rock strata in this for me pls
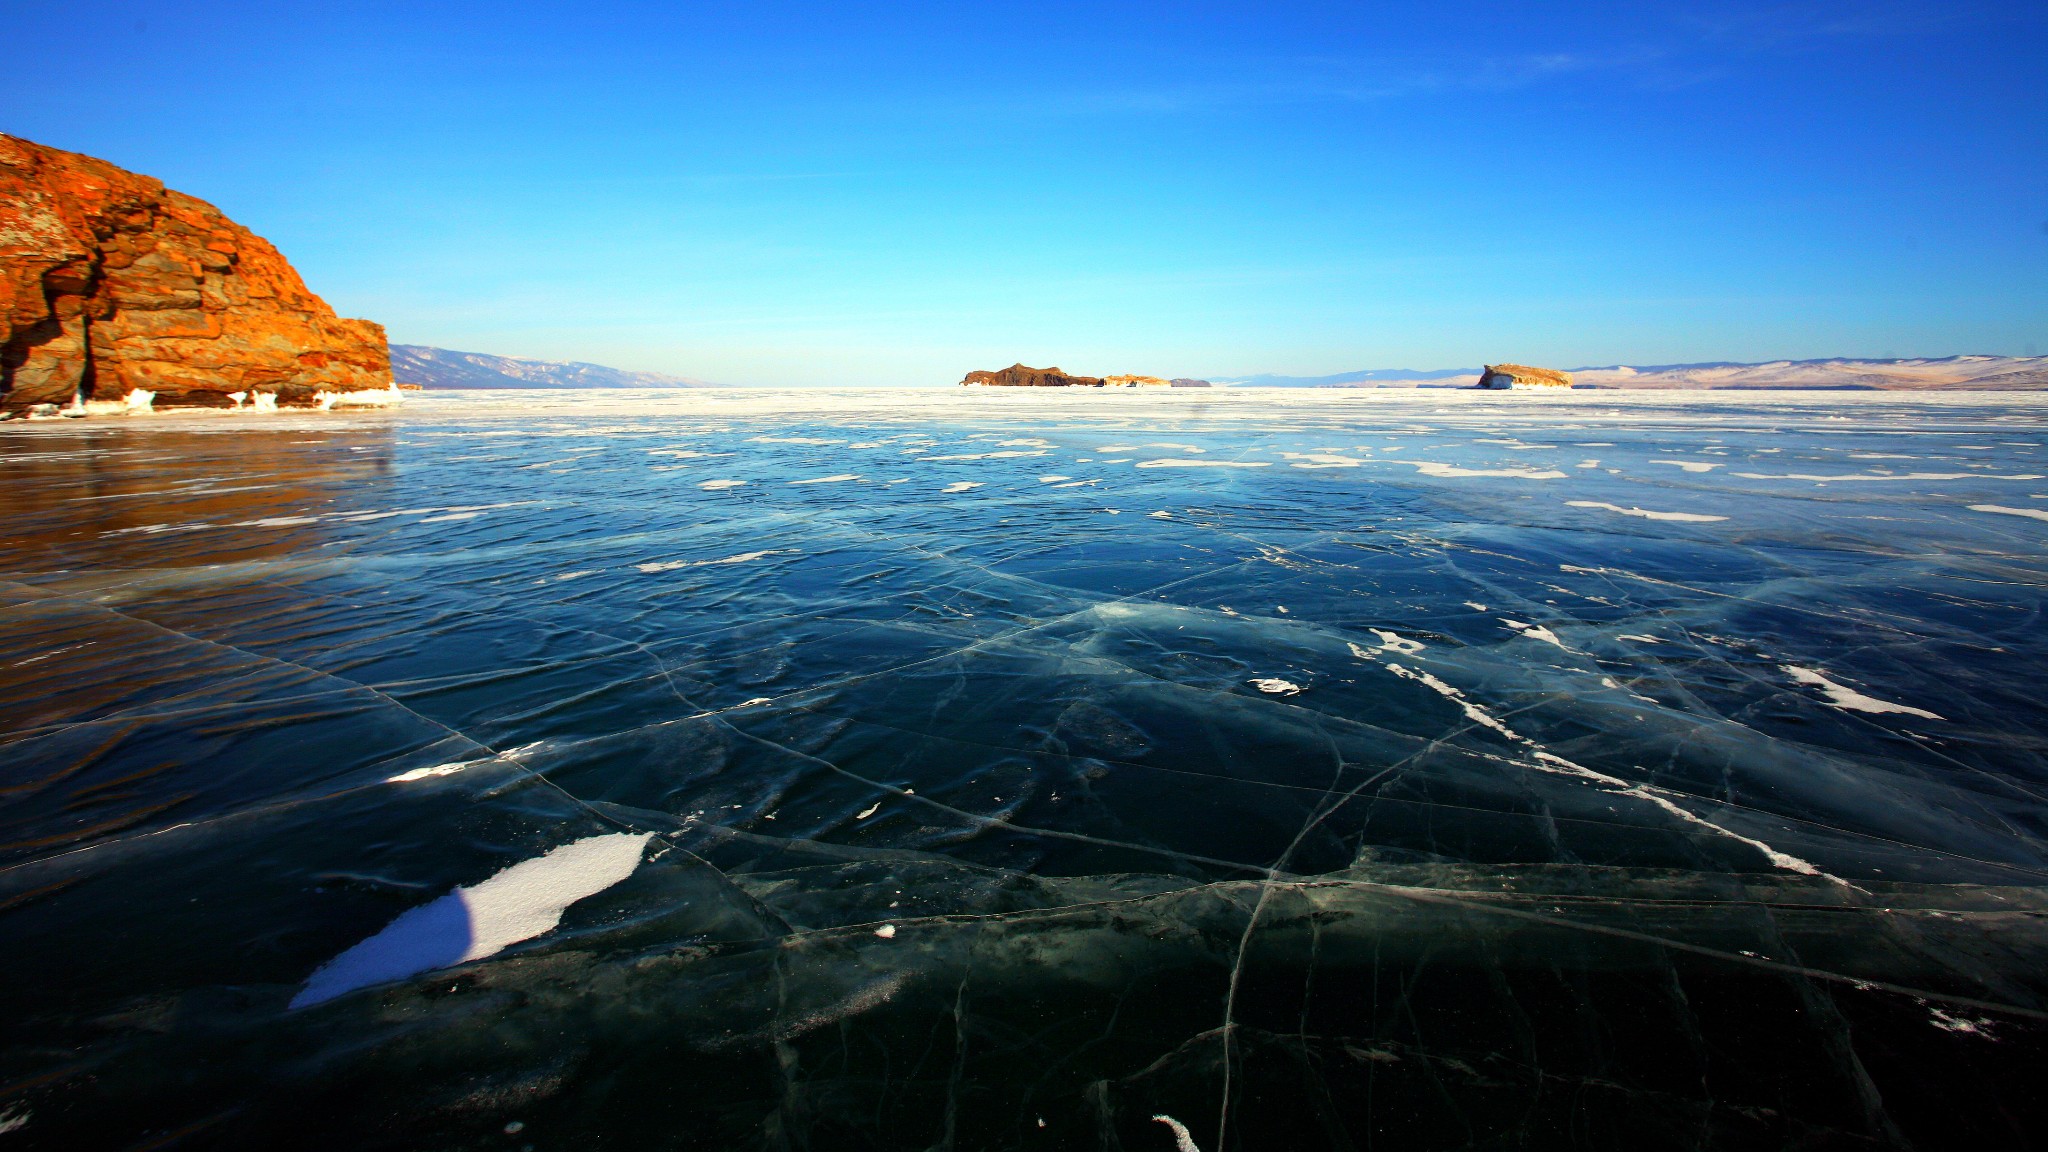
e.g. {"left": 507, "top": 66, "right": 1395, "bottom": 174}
{"left": 0, "top": 134, "right": 392, "bottom": 411}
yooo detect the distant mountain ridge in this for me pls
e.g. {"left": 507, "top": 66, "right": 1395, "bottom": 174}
{"left": 1214, "top": 355, "right": 2048, "bottom": 390}
{"left": 391, "top": 345, "right": 715, "bottom": 389}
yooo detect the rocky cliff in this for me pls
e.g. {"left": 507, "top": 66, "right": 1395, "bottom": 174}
{"left": 0, "top": 134, "right": 391, "bottom": 411}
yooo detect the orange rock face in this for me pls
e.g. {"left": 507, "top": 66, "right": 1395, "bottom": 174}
{"left": 0, "top": 134, "right": 391, "bottom": 410}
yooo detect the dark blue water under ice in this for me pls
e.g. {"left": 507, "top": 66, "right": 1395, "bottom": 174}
{"left": 2, "top": 388, "right": 2046, "bottom": 1150}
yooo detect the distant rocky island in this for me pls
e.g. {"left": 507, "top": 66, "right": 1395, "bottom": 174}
{"left": 390, "top": 345, "right": 716, "bottom": 390}
{"left": 1476, "top": 364, "right": 1572, "bottom": 389}
{"left": 0, "top": 134, "right": 394, "bottom": 415}
{"left": 960, "top": 363, "right": 1212, "bottom": 388}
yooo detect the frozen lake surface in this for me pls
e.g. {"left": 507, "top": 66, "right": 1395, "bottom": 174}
{"left": 2, "top": 388, "right": 2045, "bottom": 1149}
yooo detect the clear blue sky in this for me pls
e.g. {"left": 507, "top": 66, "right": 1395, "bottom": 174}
{"left": 10, "top": 1, "right": 2046, "bottom": 385}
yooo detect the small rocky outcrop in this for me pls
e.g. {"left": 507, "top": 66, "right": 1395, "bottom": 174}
{"left": 0, "top": 134, "right": 392, "bottom": 412}
{"left": 960, "top": 365, "right": 1214, "bottom": 388}
{"left": 1476, "top": 363, "right": 1573, "bottom": 389}
{"left": 961, "top": 363, "right": 1105, "bottom": 388}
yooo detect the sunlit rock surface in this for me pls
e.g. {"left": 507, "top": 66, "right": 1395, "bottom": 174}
{"left": 0, "top": 134, "right": 391, "bottom": 412}
{"left": 0, "top": 389, "right": 2044, "bottom": 1149}
{"left": 961, "top": 363, "right": 1106, "bottom": 387}
{"left": 1478, "top": 363, "right": 1574, "bottom": 389}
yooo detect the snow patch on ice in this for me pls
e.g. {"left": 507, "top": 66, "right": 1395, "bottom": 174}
{"left": 637, "top": 549, "right": 791, "bottom": 573}
{"left": 1136, "top": 458, "right": 1271, "bottom": 469}
{"left": 1364, "top": 629, "right": 1425, "bottom": 654}
{"left": 1409, "top": 462, "right": 1566, "bottom": 479}
{"left": 1386, "top": 661, "right": 1823, "bottom": 876}
{"left": 387, "top": 761, "right": 472, "bottom": 783}
{"left": 1970, "top": 504, "right": 2048, "bottom": 523}
{"left": 1782, "top": 666, "right": 1942, "bottom": 720}
{"left": 1278, "top": 452, "right": 1365, "bottom": 468}
{"left": 1736, "top": 471, "right": 2041, "bottom": 482}
{"left": 1501, "top": 619, "right": 1575, "bottom": 651}
{"left": 1153, "top": 1115, "right": 1202, "bottom": 1152}
{"left": 1566, "top": 500, "right": 1727, "bottom": 522}
{"left": 291, "top": 833, "right": 653, "bottom": 1008}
